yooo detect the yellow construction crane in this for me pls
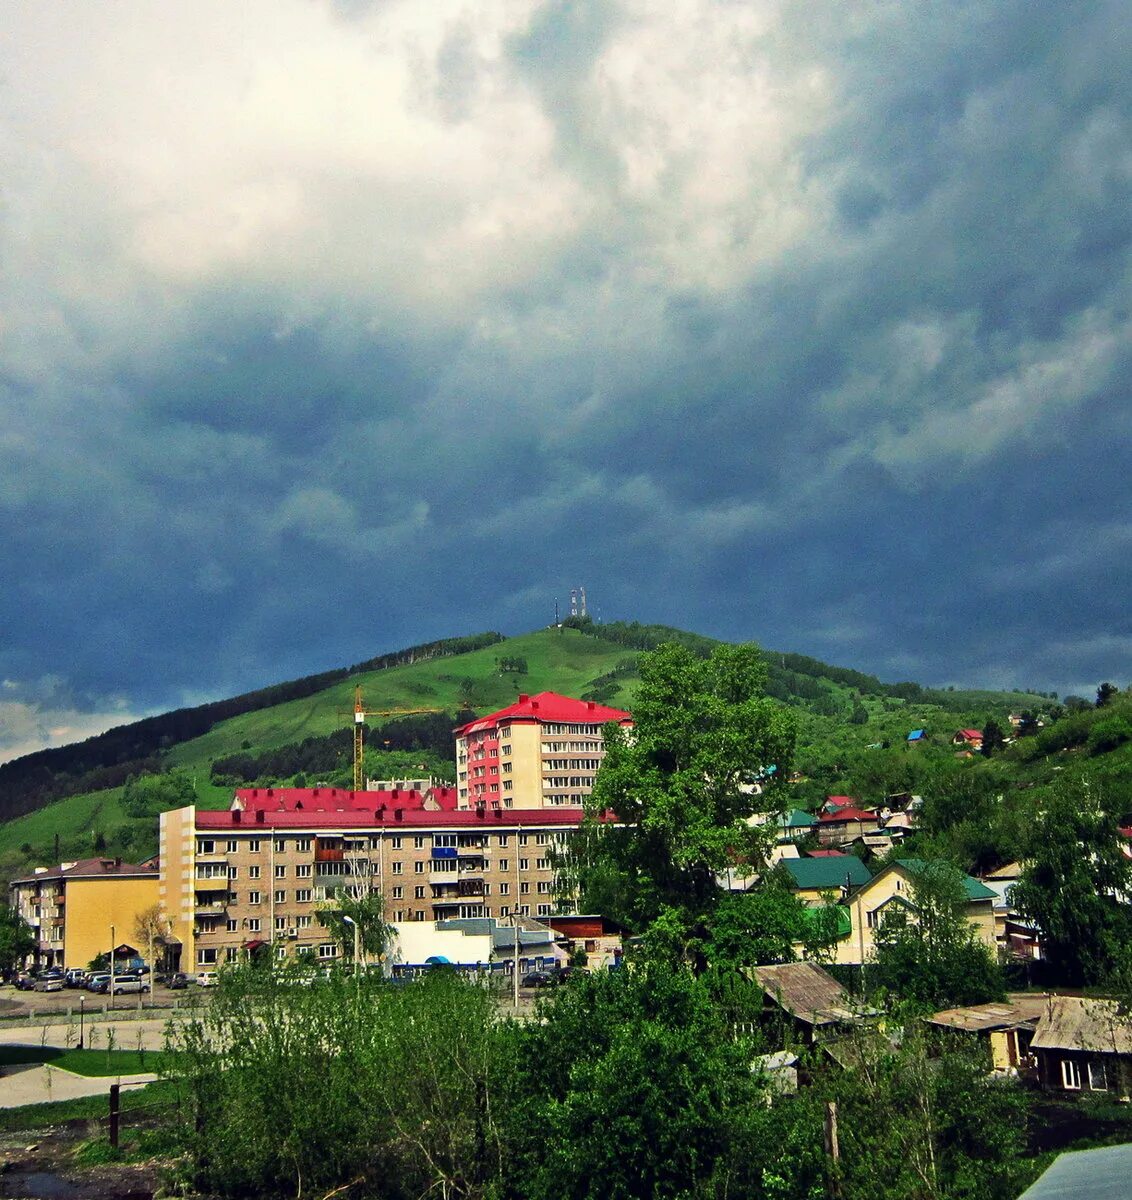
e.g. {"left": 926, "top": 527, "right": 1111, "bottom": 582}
{"left": 343, "top": 685, "right": 443, "bottom": 791}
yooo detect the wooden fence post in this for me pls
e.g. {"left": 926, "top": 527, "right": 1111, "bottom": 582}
{"left": 109, "top": 1083, "right": 120, "bottom": 1149}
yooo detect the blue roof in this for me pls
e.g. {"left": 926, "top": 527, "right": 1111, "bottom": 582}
{"left": 907, "top": 729, "right": 927, "bottom": 741}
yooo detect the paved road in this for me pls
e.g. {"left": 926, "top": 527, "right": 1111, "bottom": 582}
{"left": 0, "top": 1062, "right": 159, "bottom": 1109}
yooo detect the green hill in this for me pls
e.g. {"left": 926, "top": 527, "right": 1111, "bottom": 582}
{"left": 0, "top": 622, "right": 1061, "bottom": 884}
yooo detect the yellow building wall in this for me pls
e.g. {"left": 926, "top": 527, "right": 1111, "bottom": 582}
{"left": 159, "top": 805, "right": 197, "bottom": 972}
{"left": 63, "top": 876, "right": 161, "bottom": 969}
{"left": 833, "top": 867, "right": 998, "bottom": 966}
{"left": 507, "top": 724, "right": 544, "bottom": 807}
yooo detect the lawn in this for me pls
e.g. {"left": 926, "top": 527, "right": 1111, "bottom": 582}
{"left": 0, "top": 1046, "right": 173, "bottom": 1076}
{"left": 0, "top": 1080, "right": 177, "bottom": 1133}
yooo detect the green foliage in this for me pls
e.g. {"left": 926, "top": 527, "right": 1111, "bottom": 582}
{"left": 0, "top": 904, "right": 35, "bottom": 972}
{"left": 870, "top": 861, "right": 1005, "bottom": 1008}
{"left": 505, "top": 965, "right": 758, "bottom": 1200}
{"left": 577, "top": 641, "right": 795, "bottom": 952}
{"left": 121, "top": 769, "right": 196, "bottom": 818}
{"left": 1011, "top": 776, "right": 1132, "bottom": 986}
{"left": 1097, "top": 681, "right": 1119, "bottom": 708}
{"left": 497, "top": 655, "right": 528, "bottom": 674}
{"left": 318, "top": 888, "right": 392, "bottom": 963}
{"left": 981, "top": 717, "right": 1005, "bottom": 756}
{"left": 1087, "top": 713, "right": 1132, "bottom": 755}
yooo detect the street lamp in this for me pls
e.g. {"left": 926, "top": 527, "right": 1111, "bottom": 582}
{"left": 342, "top": 915, "right": 360, "bottom": 978}
{"left": 78, "top": 995, "right": 85, "bottom": 1050}
{"left": 109, "top": 923, "right": 116, "bottom": 1006}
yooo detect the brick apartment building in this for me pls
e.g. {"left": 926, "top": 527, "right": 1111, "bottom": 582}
{"left": 454, "top": 692, "right": 632, "bottom": 809}
{"left": 160, "top": 784, "right": 587, "bottom": 973}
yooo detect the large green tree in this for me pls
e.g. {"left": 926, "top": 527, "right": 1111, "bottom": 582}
{"left": 576, "top": 641, "right": 795, "bottom": 957}
{"left": 1011, "top": 776, "right": 1132, "bottom": 986}
{"left": 870, "top": 861, "right": 1005, "bottom": 1007}
{"left": 0, "top": 905, "right": 35, "bottom": 974}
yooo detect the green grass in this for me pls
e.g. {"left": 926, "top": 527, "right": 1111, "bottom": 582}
{"left": 0, "top": 1046, "right": 174, "bottom": 1076}
{"left": 0, "top": 1079, "right": 177, "bottom": 1133}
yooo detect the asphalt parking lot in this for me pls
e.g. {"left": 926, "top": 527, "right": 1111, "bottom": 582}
{"left": 0, "top": 981, "right": 202, "bottom": 1021}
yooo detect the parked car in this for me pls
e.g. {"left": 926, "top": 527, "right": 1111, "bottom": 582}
{"left": 167, "top": 972, "right": 191, "bottom": 990}
{"left": 520, "top": 970, "right": 557, "bottom": 988}
{"left": 15, "top": 972, "right": 38, "bottom": 991}
{"left": 64, "top": 969, "right": 88, "bottom": 988}
{"left": 110, "top": 975, "right": 151, "bottom": 995}
{"left": 195, "top": 971, "right": 218, "bottom": 988}
{"left": 85, "top": 973, "right": 111, "bottom": 993}
{"left": 34, "top": 975, "right": 64, "bottom": 992}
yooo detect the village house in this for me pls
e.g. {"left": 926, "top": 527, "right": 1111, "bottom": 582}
{"left": 952, "top": 728, "right": 984, "bottom": 749}
{"left": 927, "top": 994, "right": 1052, "bottom": 1074}
{"left": 1030, "top": 996, "right": 1132, "bottom": 1097}
{"left": 780, "top": 855, "right": 872, "bottom": 904}
{"left": 751, "top": 961, "right": 866, "bottom": 1046}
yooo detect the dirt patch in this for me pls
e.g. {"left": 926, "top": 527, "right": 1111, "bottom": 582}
{"left": 0, "top": 1125, "right": 163, "bottom": 1199}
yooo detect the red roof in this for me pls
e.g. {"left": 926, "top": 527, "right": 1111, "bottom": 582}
{"left": 198, "top": 805, "right": 590, "bottom": 831}
{"left": 818, "top": 807, "right": 876, "bottom": 824}
{"left": 455, "top": 692, "right": 632, "bottom": 737}
{"left": 956, "top": 729, "right": 983, "bottom": 741}
{"left": 11, "top": 856, "right": 159, "bottom": 884}
{"left": 806, "top": 849, "right": 848, "bottom": 857}
{"left": 233, "top": 785, "right": 458, "bottom": 814}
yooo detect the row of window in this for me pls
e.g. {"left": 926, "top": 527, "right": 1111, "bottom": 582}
{"left": 389, "top": 903, "right": 551, "bottom": 922}
{"left": 197, "top": 832, "right": 553, "bottom": 856}
{"left": 197, "top": 942, "right": 339, "bottom": 966}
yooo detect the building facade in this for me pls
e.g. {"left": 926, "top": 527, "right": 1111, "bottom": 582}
{"left": 454, "top": 692, "right": 632, "bottom": 809}
{"left": 160, "top": 784, "right": 586, "bottom": 973}
{"left": 8, "top": 857, "right": 160, "bottom": 970}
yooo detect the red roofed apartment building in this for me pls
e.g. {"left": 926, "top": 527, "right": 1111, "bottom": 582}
{"left": 454, "top": 692, "right": 633, "bottom": 810}
{"left": 160, "top": 693, "right": 632, "bottom": 975}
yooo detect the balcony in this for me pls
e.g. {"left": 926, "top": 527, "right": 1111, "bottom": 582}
{"left": 429, "top": 871, "right": 460, "bottom": 887}
{"left": 314, "top": 844, "right": 345, "bottom": 863}
{"left": 195, "top": 875, "right": 229, "bottom": 891}
{"left": 194, "top": 898, "right": 228, "bottom": 915}
{"left": 457, "top": 880, "right": 485, "bottom": 897}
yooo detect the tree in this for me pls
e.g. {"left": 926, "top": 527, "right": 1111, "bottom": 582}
{"left": 1016, "top": 710, "right": 1040, "bottom": 738}
{"left": 0, "top": 905, "right": 35, "bottom": 974}
{"left": 133, "top": 903, "right": 170, "bottom": 972}
{"left": 848, "top": 701, "right": 869, "bottom": 725}
{"left": 576, "top": 641, "right": 795, "bottom": 957}
{"left": 122, "top": 769, "right": 196, "bottom": 819}
{"left": 870, "top": 861, "right": 1005, "bottom": 1008}
{"left": 980, "top": 718, "right": 1005, "bottom": 757}
{"left": 319, "top": 889, "right": 392, "bottom": 966}
{"left": 1097, "top": 681, "right": 1119, "bottom": 708}
{"left": 1011, "top": 776, "right": 1132, "bottom": 986}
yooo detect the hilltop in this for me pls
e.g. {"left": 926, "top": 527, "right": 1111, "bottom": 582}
{"left": 0, "top": 620, "right": 1062, "bottom": 881}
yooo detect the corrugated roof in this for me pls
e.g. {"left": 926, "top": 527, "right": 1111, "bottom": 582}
{"left": 455, "top": 692, "right": 632, "bottom": 737}
{"left": 928, "top": 993, "right": 1053, "bottom": 1033}
{"left": 752, "top": 962, "right": 859, "bottom": 1026}
{"left": 1018, "top": 1143, "right": 1132, "bottom": 1200}
{"left": 781, "top": 857, "right": 872, "bottom": 891}
{"left": 894, "top": 859, "right": 996, "bottom": 900}
{"left": 1031, "top": 996, "right": 1132, "bottom": 1055}
{"left": 198, "top": 806, "right": 589, "bottom": 830}
{"left": 10, "top": 857, "right": 158, "bottom": 884}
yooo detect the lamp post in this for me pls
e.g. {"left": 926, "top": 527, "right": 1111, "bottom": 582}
{"left": 78, "top": 995, "right": 85, "bottom": 1049}
{"left": 109, "top": 924, "right": 115, "bottom": 1007}
{"left": 342, "top": 915, "right": 360, "bottom": 978}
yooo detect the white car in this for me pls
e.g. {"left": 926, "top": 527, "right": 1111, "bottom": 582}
{"left": 195, "top": 971, "right": 218, "bottom": 988}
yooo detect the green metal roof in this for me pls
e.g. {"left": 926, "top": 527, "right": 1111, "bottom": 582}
{"left": 782, "top": 809, "right": 816, "bottom": 829}
{"left": 894, "top": 859, "right": 996, "bottom": 900}
{"left": 782, "top": 857, "right": 872, "bottom": 891}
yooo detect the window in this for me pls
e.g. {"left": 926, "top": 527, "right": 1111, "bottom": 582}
{"left": 1088, "top": 1060, "right": 1108, "bottom": 1091}
{"left": 248, "top": 918, "right": 261, "bottom": 933}
{"left": 414, "top": 861, "right": 424, "bottom": 874}
{"left": 498, "top": 835, "right": 509, "bottom": 847}
{"left": 500, "top": 904, "right": 511, "bottom": 917}
{"left": 414, "top": 835, "right": 425, "bottom": 849}
{"left": 197, "top": 839, "right": 215, "bottom": 855}
{"left": 296, "top": 889, "right": 312, "bottom": 903}
{"left": 197, "top": 948, "right": 217, "bottom": 966}
{"left": 275, "top": 916, "right": 287, "bottom": 932}
{"left": 296, "top": 838, "right": 312, "bottom": 852}
{"left": 275, "top": 865, "right": 287, "bottom": 879}
{"left": 1061, "top": 1059, "right": 1082, "bottom": 1090}
{"left": 503, "top": 781, "right": 513, "bottom": 792}
{"left": 519, "top": 858, "right": 529, "bottom": 871}
{"left": 519, "top": 834, "right": 529, "bottom": 846}
{"left": 520, "top": 882, "right": 530, "bottom": 895}
{"left": 392, "top": 861, "right": 403, "bottom": 874}
{"left": 866, "top": 910, "right": 879, "bottom": 929}
{"left": 536, "top": 834, "right": 548, "bottom": 845}
{"left": 537, "top": 904, "right": 551, "bottom": 917}
{"left": 274, "top": 889, "right": 286, "bottom": 904}
{"left": 249, "top": 890, "right": 261, "bottom": 905}
{"left": 317, "top": 944, "right": 339, "bottom": 959}
{"left": 228, "top": 866, "right": 238, "bottom": 880}
{"left": 415, "top": 886, "right": 425, "bottom": 899}
{"left": 226, "top": 839, "right": 239, "bottom": 853}
{"left": 394, "top": 910, "right": 406, "bottom": 922}
{"left": 249, "top": 865, "right": 261, "bottom": 880}
{"left": 296, "top": 915, "right": 312, "bottom": 929}
{"left": 537, "top": 881, "right": 553, "bottom": 894}
{"left": 249, "top": 839, "right": 260, "bottom": 853}
{"left": 537, "top": 858, "right": 550, "bottom": 870}
{"left": 391, "top": 886, "right": 403, "bottom": 899}
{"left": 499, "top": 858, "right": 509, "bottom": 872}
{"left": 499, "top": 883, "right": 510, "bottom": 896}
{"left": 392, "top": 836, "right": 402, "bottom": 849}
{"left": 274, "top": 839, "right": 287, "bottom": 853}
{"left": 434, "top": 834, "right": 456, "bottom": 848}
{"left": 226, "top": 919, "right": 238, "bottom": 933}
{"left": 225, "top": 946, "right": 239, "bottom": 963}
{"left": 296, "top": 864, "right": 311, "bottom": 878}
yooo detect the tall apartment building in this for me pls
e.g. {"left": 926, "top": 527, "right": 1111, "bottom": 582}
{"left": 8, "top": 857, "right": 160, "bottom": 969}
{"left": 454, "top": 692, "right": 632, "bottom": 809}
{"left": 160, "top": 784, "right": 585, "bottom": 973}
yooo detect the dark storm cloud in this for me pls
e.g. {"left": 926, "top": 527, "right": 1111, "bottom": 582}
{"left": 1, "top": 0, "right": 1130, "bottom": 760}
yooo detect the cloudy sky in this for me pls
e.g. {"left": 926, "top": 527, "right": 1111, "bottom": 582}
{"left": 1, "top": 0, "right": 1130, "bottom": 761}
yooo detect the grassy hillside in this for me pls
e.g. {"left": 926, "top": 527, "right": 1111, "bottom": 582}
{"left": 0, "top": 623, "right": 1057, "bottom": 885}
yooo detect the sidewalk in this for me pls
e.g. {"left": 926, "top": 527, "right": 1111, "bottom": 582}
{"left": 0, "top": 1061, "right": 158, "bottom": 1108}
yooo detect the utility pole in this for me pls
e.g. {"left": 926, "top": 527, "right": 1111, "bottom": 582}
{"left": 109, "top": 924, "right": 115, "bottom": 1004}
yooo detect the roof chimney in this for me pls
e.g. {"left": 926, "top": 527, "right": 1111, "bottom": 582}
{"left": 518, "top": 694, "right": 529, "bottom": 703}
{"left": 233, "top": 809, "right": 241, "bottom": 823}
{"left": 256, "top": 811, "right": 265, "bottom": 824}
